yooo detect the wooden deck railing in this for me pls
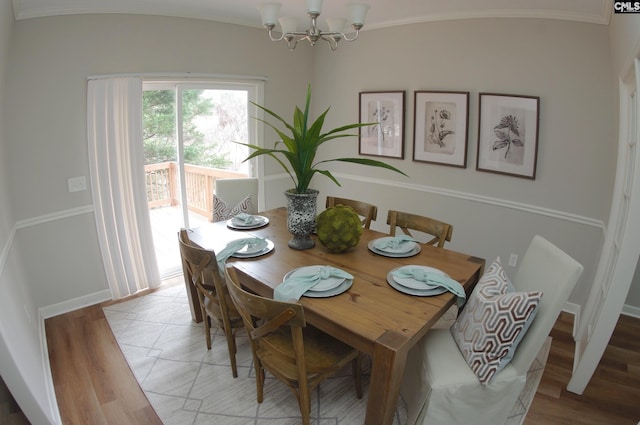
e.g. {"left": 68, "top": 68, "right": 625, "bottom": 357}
{"left": 145, "top": 162, "right": 245, "bottom": 221}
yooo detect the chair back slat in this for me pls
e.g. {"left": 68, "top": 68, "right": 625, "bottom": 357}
{"left": 387, "top": 210, "right": 453, "bottom": 248}
{"left": 326, "top": 196, "right": 378, "bottom": 229}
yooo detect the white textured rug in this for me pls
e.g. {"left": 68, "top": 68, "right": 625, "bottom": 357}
{"left": 103, "top": 283, "right": 549, "bottom": 425}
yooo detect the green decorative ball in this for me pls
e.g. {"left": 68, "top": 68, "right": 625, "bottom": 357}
{"left": 316, "top": 205, "right": 363, "bottom": 253}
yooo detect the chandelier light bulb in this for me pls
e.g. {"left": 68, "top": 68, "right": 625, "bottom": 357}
{"left": 348, "top": 3, "right": 370, "bottom": 26}
{"left": 305, "top": 0, "right": 323, "bottom": 14}
{"left": 258, "top": 2, "right": 280, "bottom": 26}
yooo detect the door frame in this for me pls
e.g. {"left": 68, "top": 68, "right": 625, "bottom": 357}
{"left": 568, "top": 57, "right": 640, "bottom": 394}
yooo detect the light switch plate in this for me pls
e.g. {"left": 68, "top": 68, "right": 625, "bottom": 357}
{"left": 68, "top": 176, "right": 87, "bottom": 192}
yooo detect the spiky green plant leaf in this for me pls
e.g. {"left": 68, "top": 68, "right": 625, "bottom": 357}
{"left": 236, "top": 84, "right": 408, "bottom": 193}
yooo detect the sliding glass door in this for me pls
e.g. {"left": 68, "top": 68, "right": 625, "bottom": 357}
{"left": 143, "top": 80, "right": 260, "bottom": 278}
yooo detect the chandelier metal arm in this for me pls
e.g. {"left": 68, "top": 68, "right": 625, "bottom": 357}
{"left": 263, "top": 9, "right": 364, "bottom": 51}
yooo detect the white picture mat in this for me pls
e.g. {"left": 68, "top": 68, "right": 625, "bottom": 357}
{"left": 413, "top": 91, "right": 468, "bottom": 166}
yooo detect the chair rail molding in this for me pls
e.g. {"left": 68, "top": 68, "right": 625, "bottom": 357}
{"left": 15, "top": 205, "right": 94, "bottom": 229}
{"left": 332, "top": 172, "right": 605, "bottom": 230}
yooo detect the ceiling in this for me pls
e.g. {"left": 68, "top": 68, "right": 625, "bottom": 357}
{"left": 12, "top": 0, "right": 613, "bottom": 29}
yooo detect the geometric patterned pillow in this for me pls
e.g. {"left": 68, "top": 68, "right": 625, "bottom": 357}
{"left": 213, "top": 194, "right": 252, "bottom": 222}
{"left": 450, "top": 257, "right": 542, "bottom": 385}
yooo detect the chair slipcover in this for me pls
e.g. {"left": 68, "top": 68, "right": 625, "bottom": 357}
{"left": 400, "top": 235, "right": 583, "bottom": 425}
{"left": 214, "top": 177, "right": 258, "bottom": 216}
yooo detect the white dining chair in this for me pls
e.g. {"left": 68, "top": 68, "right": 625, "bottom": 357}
{"left": 400, "top": 235, "right": 583, "bottom": 425}
{"left": 213, "top": 177, "right": 258, "bottom": 221}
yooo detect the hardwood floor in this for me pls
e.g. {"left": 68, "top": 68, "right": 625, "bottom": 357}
{"left": 46, "top": 290, "right": 165, "bottom": 425}
{"left": 46, "top": 286, "right": 640, "bottom": 425}
{"left": 525, "top": 312, "right": 640, "bottom": 425}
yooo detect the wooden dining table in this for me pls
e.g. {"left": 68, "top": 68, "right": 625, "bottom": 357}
{"left": 185, "top": 207, "right": 484, "bottom": 425}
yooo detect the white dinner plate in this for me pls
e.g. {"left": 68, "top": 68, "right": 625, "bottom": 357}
{"left": 371, "top": 236, "right": 416, "bottom": 254}
{"left": 368, "top": 240, "right": 421, "bottom": 258}
{"left": 284, "top": 265, "right": 346, "bottom": 292}
{"left": 227, "top": 215, "right": 269, "bottom": 230}
{"left": 231, "top": 239, "right": 274, "bottom": 258}
{"left": 386, "top": 266, "right": 448, "bottom": 297}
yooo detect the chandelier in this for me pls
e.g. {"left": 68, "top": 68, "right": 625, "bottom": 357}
{"left": 258, "top": 0, "right": 370, "bottom": 51}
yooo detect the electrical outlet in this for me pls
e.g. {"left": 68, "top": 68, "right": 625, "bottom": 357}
{"left": 509, "top": 253, "right": 518, "bottom": 267}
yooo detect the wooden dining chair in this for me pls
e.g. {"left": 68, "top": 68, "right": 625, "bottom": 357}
{"left": 325, "top": 196, "right": 378, "bottom": 229}
{"left": 223, "top": 264, "right": 363, "bottom": 425}
{"left": 386, "top": 210, "right": 453, "bottom": 248}
{"left": 178, "top": 229, "right": 244, "bottom": 377}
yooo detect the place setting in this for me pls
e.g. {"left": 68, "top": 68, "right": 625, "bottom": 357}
{"left": 274, "top": 265, "right": 354, "bottom": 301}
{"left": 386, "top": 264, "right": 466, "bottom": 306}
{"left": 215, "top": 237, "right": 274, "bottom": 270}
{"left": 226, "top": 212, "right": 270, "bottom": 230}
{"left": 368, "top": 234, "right": 421, "bottom": 257}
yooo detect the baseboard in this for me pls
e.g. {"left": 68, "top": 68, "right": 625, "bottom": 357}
{"left": 38, "top": 316, "right": 63, "bottom": 425}
{"left": 39, "top": 289, "right": 112, "bottom": 319}
{"left": 563, "top": 302, "right": 581, "bottom": 338}
{"left": 622, "top": 304, "right": 640, "bottom": 319}
{"left": 563, "top": 301, "right": 640, "bottom": 339}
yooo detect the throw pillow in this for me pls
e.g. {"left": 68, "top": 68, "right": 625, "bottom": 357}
{"left": 213, "top": 195, "right": 252, "bottom": 222}
{"left": 451, "top": 257, "right": 542, "bottom": 385}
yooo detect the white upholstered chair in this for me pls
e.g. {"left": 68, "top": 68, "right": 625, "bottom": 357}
{"left": 213, "top": 177, "right": 258, "bottom": 221}
{"left": 400, "top": 235, "right": 584, "bottom": 425}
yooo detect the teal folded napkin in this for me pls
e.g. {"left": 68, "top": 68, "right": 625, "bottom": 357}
{"left": 233, "top": 213, "right": 256, "bottom": 225}
{"left": 274, "top": 266, "right": 353, "bottom": 301}
{"left": 391, "top": 267, "right": 467, "bottom": 307}
{"left": 216, "top": 238, "right": 265, "bottom": 271}
{"left": 374, "top": 235, "right": 417, "bottom": 251}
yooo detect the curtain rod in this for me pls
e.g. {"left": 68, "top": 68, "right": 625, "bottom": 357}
{"left": 87, "top": 72, "right": 268, "bottom": 82}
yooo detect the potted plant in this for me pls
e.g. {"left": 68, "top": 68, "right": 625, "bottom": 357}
{"left": 239, "top": 85, "right": 407, "bottom": 249}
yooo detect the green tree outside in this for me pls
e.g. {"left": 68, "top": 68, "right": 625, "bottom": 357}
{"left": 143, "top": 89, "right": 232, "bottom": 168}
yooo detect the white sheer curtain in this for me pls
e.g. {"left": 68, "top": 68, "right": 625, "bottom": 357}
{"left": 87, "top": 77, "right": 161, "bottom": 299}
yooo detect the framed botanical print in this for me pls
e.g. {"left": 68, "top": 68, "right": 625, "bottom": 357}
{"left": 413, "top": 91, "right": 469, "bottom": 168}
{"left": 359, "top": 91, "right": 405, "bottom": 159}
{"left": 476, "top": 93, "right": 540, "bottom": 179}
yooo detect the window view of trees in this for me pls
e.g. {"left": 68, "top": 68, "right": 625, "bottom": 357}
{"left": 143, "top": 88, "right": 249, "bottom": 171}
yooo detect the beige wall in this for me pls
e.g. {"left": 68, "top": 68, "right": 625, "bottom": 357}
{"left": 310, "top": 18, "right": 615, "bottom": 310}
{"left": 0, "top": 0, "right": 12, "bottom": 240}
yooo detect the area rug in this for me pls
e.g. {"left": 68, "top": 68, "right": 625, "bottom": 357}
{"left": 103, "top": 282, "right": 549, "bottom": 425}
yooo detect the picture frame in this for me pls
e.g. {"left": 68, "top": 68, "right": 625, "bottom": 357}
{"left": 359, "top": 91, "right": 405, "bottom": 159}
{"left": 413, "top": 91, "right": 469, "bottom": 168}
{"left": 476, "top": 93, "right": 540, "bottom": 179}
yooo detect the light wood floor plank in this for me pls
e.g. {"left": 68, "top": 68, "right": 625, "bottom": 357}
{"left": 45, "top": 303, "right": 163, "bottom": 425}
